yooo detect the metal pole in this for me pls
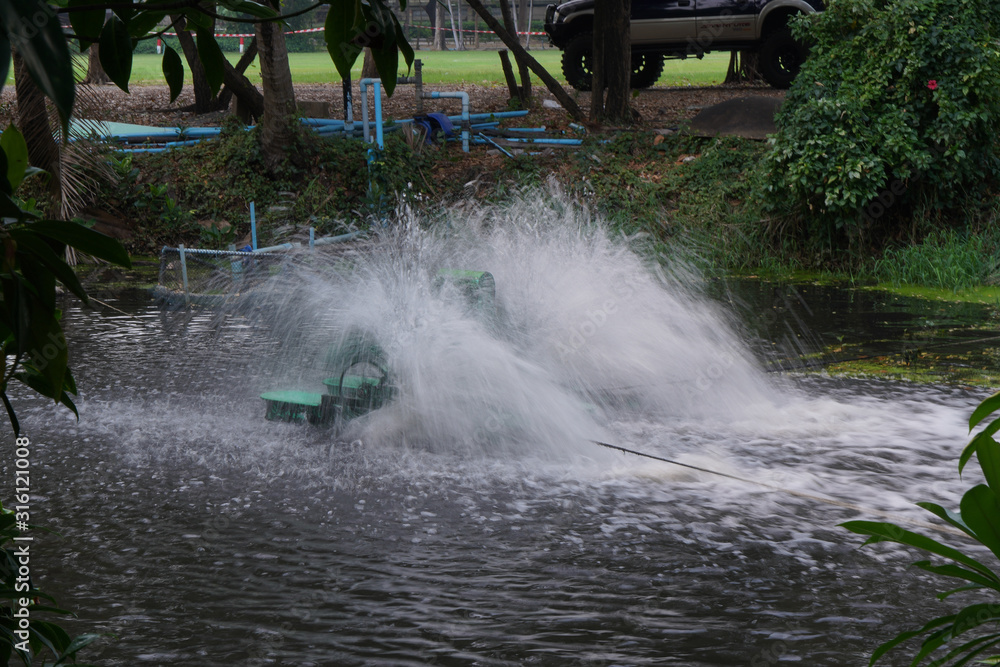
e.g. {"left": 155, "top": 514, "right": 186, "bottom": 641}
{"left": 343, "top": 75, "right": 353, "bottom": 136}
{"left": 250, "top": 201, "right": 257, "bottom": 250}
{"left": 414, "top": 60, "right": 423, "bottom": 115}
{"left": 178, "top": 244, "right": 190, "bottom": 305}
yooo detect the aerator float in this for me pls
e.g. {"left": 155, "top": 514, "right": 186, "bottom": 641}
{"left": 260, "top": 269, "right": 495, "bottom": 428}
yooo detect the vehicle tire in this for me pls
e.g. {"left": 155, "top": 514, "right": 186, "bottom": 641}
{"left": 630, "top": 53, "right": 664, "bottom": 89}
{"left": 562, "top": 31, "right": 594, "bottom": 91}
{"left": 758, "top": 27, "right": 808, "bottom": 89}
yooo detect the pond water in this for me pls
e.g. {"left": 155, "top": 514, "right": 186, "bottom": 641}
{"left": 6, "top": 202, "right": 999, "bottom": 666}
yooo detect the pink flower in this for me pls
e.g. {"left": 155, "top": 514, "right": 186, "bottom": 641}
{"left": 927, "top": 80, "right": 938, "bottom": 90}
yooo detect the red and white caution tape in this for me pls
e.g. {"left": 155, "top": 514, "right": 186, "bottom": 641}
{"left": 163, "top": 25, "right": 545, "bottom": 37}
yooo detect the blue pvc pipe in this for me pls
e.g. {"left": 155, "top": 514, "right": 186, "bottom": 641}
{"left": 425, "top": 90, "right": 469, "bottom": 152}
{"left": 374, "top": 81, "right": 384, "bottom": 150}
{"left": 313, "top": 230, "right": 367, "bottom": 246}
{"left": 495, "top": 137, "right": 583, "bottom": 145}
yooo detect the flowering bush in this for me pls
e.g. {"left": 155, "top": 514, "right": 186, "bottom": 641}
{"left": 760, "top": 0, "right": 1000, "bottom": 249}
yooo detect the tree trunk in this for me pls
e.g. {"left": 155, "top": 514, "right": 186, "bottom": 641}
{"left": 219, "top": 39, "right": 264, "bottom": 120}
{"left": 725, "top": 50, "right": 762, "bottom": 84}
{"left": 361, "top": 48, "right": 379, "bottom": 79}
{"left": 465, "top": 0, "right": 583, "bottom": 120}
{"left": 171, "top": 15, "right": 218, "bottom": 114}
{"left": 498, "top": 0, "right": 531, "bottom": 102}
{"left": 82, "top": 44, "right": 110, "bottom": 85}
{"left": 13, "top": 50, "right": 59, "bottom": 180}
{"left": 256, "top": 0, "right": 298, "bottom": 170}
{"left": 434, "top": 0, "right": 447, "bottom": 50}
{"left": 591, "top": 0, "right": 632, "bottom": 124}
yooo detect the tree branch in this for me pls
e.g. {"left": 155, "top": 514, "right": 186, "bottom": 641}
{"left": 464, "top": 0, "right": 584, "bottom": 121}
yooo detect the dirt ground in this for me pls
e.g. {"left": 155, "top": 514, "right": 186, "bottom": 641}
{"left": 0, "top": 80, "right": 784, "bottom": 131}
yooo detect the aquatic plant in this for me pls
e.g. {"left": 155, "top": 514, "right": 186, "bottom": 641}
{"left": 873, "top": 229, "right": 1000, "bottom": 292}
{"left": 843, "top": 391, "right": 1000, "bottom": 665}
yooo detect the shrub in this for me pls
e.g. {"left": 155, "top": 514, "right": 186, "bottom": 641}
{"left": 761, "top": 0, "right": 1000, "bottom": 249}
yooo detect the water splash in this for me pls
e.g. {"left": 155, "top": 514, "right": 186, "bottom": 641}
{"left": 239, "top": 189, "right": 779, "bottom": 459}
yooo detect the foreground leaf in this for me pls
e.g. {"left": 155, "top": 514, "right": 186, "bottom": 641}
{"left": 67, "top": 0, "right": 105, "bottom": 49}
{"left": 325, "top": 0, "right": 363, "bottom": 81}
{"left": 0, "top": 0, "right": 76, "bottom": 124}
{"left": 841, "top": 520, "right": 1000, "bottom": 584}
{"left": 98, "top": 15, "right": 132, "bottom": 93}
{"left": 161, "top": 45, "right": 184, "bottom": 104}
{"left": 960, "top": 485, "right": 1000, "bottom": 562}
{"left": 0, "top": 125, "right": 28, "bottom": 192}
{"left": 27, "top": 220, "right": 131, "bottom": 267}
{"left": 970, "top": 392, "right": 1000, "bottom": 431}
{"left": 195, "top": 26, "right": 225, "bottom": 97}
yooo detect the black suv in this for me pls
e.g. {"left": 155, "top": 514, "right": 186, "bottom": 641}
{"left": 544, "top": 0, "right": 824, "bottom": 90}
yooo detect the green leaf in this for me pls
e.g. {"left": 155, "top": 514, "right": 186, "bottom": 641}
{"left": 841, "top": 520, "right": 1000, "bottom": 583}
{"left": 931, "top": 631, "right": 1000, "bottom": 666}
{"left": 127, "top": 10, "right": 166, "bottom": 39}
{"left": 970, "top": 392, "right": 1000, "bottom": 431}
{"left": 980, "top": 436, "right": 1000, "bottom": 501}
{"left": 0, "top": 392, "right": 20, "bottom": 436}
{"left": 161, "top": 44, "right": 184, "bottom": 104}
{"left": 30, "top": 620, "right": 73, "bottom": 657}
{"left": 98, "top": 15, "right": 133, "bottom": 93}
{"left": 363, "top": 0, "right": 399, "bottom": 94}
{"left": 27, "top": 220, "right": 131, "bottom": 267}
{"left": 181, "top": 8, "right": 212, "bottom": 31}
{"left": 960, "top": 485, "right": 1000, "bottom": 562}
{"left": 391, "top": 11, "right": 413, "bottom": 73}
{"left": 0, "top": 0, "right": 76, "bottom": 125}
{"left": 19, "top": 252, "right": 56, "bottom": 311}
{"left": 1, "top": 124, "right": 29, "bottom": 192}
{"left": 869, "top": 614, "right": 954, "bottom": 665}
{"left": 26, "top": 303, "right": 67, "bottom": 397}
{"left": 0, "top": 28, "right": 10, "bottom": 97}
{"left": 911, "top": 560, "right": 1000, "bottom": 593}
{"left": 0, "top": 146, "right": 10, "bottom": 197}
{"left": 67, "top": 0, "right": 105, "bottom": 49}
{"left": 325, "top": 0, "right": 364, "bottom": 82}
{"left": 960, "top": 423, "right": 1000, "bottom": 476}
{"left": 217, "top": 0, "right": 278, "bottom": 19}
{"left": 8, "top": 229, "right": 88, "bottom": 303}
{"left": 54, "top": 633, "right": 103, "bottom": 663}
{"left": 195, "top": 26, "right": 225, "bottom": 97}
{"left": 916, "top": 501, "right": 973, "bottom": 537}
{"left": 58, "top": 387, "right": 78, "bottom": 418}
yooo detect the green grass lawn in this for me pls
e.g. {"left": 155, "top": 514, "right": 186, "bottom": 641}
{"left": 115, "top": 49, "right": 730, "bottom": 87}
{"left": 3, "top": 48, "right": 729, "bottom": 91}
